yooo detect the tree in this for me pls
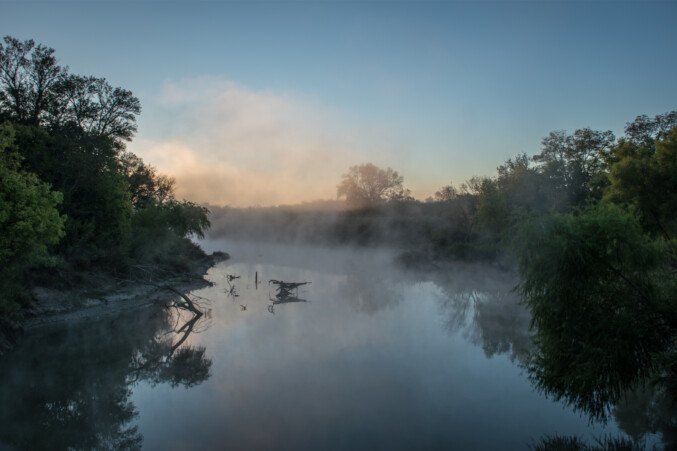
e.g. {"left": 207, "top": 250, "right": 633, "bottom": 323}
{"left": 475, "top": 177, "right": 508, "bottom": 238}
{"left": 517, "top": 203, "right": 676, "bottom": 421}
{"left": 8, "top": 123, "right": 134, "bottom": 266}
{"left": 337, "top": 163, "right": 410, "bottom": 208}
{"left": 0, "top": 36, "right": 64, "bottom": 125}
{"left": 434, "top": 183, "right": 458, "bottom": 202}
{"left": 533, "top": 128, "right": 614, "bottom": 205}
{"left": 119, "top": 151, "right": 176, "bottom": 209}
{"left": 0, "top": 37, "right": 62, "bottom": 124}
{"left": 0, "top": 123, "right": 65, "bottom": 312}
{"left": 44, "top": 74, "right": 141, "bottom": 144}
{"left": 0, "top": 36, "right": 140, "bottom": 145}
{"left": 605, "top": 122, "right": 677, "bottom": 240}
{"left": 623, "top": 111, "right": 677, "bottom": 148}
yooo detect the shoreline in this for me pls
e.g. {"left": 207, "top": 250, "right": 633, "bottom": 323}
{"left": 0, "top": 251, "right": 229, "bottom": 355}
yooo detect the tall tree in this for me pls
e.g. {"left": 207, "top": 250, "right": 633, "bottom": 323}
{"left": 533, "top": 128, "right": 614, "bottom": 205}
{"left": 0, "top": 36, "right": 140, "bottom": 145}
{"left": 337, "top": 163, "right": 410, "bottom": 208}
{"left": 0, "top": 37, "right": 63, "bottom": 124}
{"left": 605, "top": 121, "right": 677, "bottom": 240}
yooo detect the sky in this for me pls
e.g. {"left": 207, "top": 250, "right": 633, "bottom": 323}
{"left": 2, "top": 0, "right": 677, "bottom": 207}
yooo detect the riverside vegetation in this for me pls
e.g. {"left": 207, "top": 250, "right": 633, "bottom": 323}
{"left": 0, "top": 36, "right": 211, "bottom": 324}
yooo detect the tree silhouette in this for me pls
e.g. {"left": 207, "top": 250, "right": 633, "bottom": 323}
{"left": 337, "top": 163, "right": 411, "bottom": 208}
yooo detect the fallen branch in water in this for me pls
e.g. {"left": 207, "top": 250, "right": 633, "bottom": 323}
{"left": 162, "top": 285, "right": 203, "bottom": 317}
{"left": 269, "top": 280, "right": 311, "bottom": 301}
{"left": 113, "top": 266, "right": 207, "bottom": 317}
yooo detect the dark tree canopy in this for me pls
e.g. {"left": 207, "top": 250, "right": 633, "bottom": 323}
{"left": 624, "top": 111, "right": 677, "bottom": 148}
{"left": 119, "top": 151, "right": 176, "bottom": 209}
{"left": 0, "top": 36, "right": 209, "bottom": 313}
{"left": 434, "top": 182, "right": 458, "bottom": 202}
{"left": 533, "top": 128, "right": 614, "bottom": 205}
{"left": 605, "top": 122, "right": 677, "bottom": 240}
{"left": 0, "top": 36, "right": 140, "bottom": 144}
{"left": 517, "top": 204, "right": 676, "bottom": 421}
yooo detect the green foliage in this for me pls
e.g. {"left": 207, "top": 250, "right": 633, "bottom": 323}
{"left": 517, "top": 203, "right": 676, "bottom": 421}
{"left": 0, "top": 123, "right": 65, "bottom": 313}
{"left": 604, "top": 127, "right": 677, "bottom": 239}
{"left": 0, "top": 36, "right": 212, "bottom": 318}
{"left": 475, "top": 177, "right": 508, "bottom": 239}
{"left": 130, "top": 201, "right": 210, "bottom": 272}
{"left": 119, "top": 151, "right": 175, "bottom": 208}
{"left": 7, "top": 124, "right": 134, "bottom": 267}
{"left": 163, "top": 200, "right": 210, "bottom": 240}
{"left": 534, "top": 128, "right": 614, "bottom": 205}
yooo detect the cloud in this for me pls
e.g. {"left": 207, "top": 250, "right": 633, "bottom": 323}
{"left": 129, "top": 77, "right": 365, "bottom": 207}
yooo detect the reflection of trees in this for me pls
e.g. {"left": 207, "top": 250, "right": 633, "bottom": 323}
{"left": 0, "top": 298, "right": 211, "bottom": 450}
{"left": 613, "top": 386, "right": 677, "bottom": 448}
{"left": 339, "top": 271, "right": 404, "bottom": 315}
{"left": 430, "top": 266, "right": 533, "bottom": 363}
{"left": 472, "top": 291, "right": 532, "bottom": 363}
{"left": 129, "top": 299, "right": 212, "bottom": 388}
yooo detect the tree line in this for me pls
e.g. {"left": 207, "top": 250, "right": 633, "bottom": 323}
{"left": 0, "top": 36, "right": 210, "bottom": 316}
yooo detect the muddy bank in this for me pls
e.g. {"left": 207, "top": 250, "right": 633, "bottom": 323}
{"left": 0, "top": 251, "right": 229, "bottom": 355}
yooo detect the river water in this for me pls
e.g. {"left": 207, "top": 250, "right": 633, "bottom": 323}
{"left": 1, "top": 240, "right": 656, "bottom": 450}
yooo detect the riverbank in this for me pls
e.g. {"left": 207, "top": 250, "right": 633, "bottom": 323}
{"left": 0, "top": 251, "right": 229, "bottom": 355}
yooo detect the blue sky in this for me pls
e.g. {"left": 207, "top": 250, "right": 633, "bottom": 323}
{"left": 3, "top": 1, "right": 676, "bottom": 206}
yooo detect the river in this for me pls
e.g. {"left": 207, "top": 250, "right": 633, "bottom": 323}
{"left": 1, "top": 240, "right": 660, "bottom": 450}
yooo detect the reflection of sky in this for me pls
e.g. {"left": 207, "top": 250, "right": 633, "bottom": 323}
{"left": 3, "top": 2, "right": 677, "bottom": 206}
{"left": 132, "top": 244, "right": 618, "bottom": 450}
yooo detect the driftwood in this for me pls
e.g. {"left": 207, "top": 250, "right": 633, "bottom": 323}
{"left": 113, "top": 265, "right": 207, "bottom": 318}
{"left": 269, "top": 280, "right": 310, "bottom": 300}
{"left": 163, "top": 285, "right": 203, "bottom": 317}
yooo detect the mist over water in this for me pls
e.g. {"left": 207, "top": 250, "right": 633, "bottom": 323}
{"left": 1, "top": 240, "right": 631, "bottom": 450}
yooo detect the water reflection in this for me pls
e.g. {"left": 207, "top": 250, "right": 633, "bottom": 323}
{"left": 4, "top": 241, "right": 673, "bottom": 449}
{"left": 0, "top": 296, "right": 212, "bottom": 451}
{"left": 269, "top": 280, "right": 311, "bottom": 305}
{"left": 420, "top": 263, "right": 533, "bottom": 363}
{"left": 339, "top": 271, "right": 404, "bottom": 315}
{"left": 614, "top": 386, "right": 677, "bottom": 447}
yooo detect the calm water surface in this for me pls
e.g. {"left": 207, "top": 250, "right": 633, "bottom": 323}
{"left": 1, "top": 240, "right": 639, "bottom": 450}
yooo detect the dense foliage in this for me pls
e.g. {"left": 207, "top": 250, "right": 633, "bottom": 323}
{"left": 518, "top": 204, "right": 675, "bottom": 420}
{"left": 512, "top": 114, "right": 677, "bottom": 421}
{"left": 0, "top": 36, "right": 210, "bottom": 315}
{"left": 0, "top": 123, "right": 65, "bottom": 312}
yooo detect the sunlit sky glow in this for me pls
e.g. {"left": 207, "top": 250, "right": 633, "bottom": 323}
{"left": 3, "top": 1, "right": 676, "bottom": 206}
